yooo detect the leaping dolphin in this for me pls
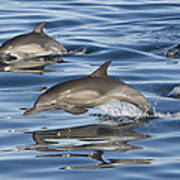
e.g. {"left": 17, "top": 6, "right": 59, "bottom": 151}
{"left": 0, "top": 22, "right": 68, "bottom": 60}
{"left": 24, "top": 60, "right": 154, "bottom": 116}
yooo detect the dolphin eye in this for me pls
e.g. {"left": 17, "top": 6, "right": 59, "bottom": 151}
{"left": 51, "top": 100, "right": 56, "bottom": 106}
{"left": 41, "top": 44, "right": 45, "bottom": 48}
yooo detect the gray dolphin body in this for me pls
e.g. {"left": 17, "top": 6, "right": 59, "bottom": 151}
{"left": 24, "top": 61, "right": 154, "bottom": 116}
{"left": 164, "top": 44, "right": 180, "bottom": 58}
{"left": 0, "top": 22, "right": 67, "bottom": 60}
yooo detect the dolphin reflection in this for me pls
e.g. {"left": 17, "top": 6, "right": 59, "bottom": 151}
{"left": 0, "top": 54, "right": 64, "bottom": 74}
{"left": 24, "top": 120, "right": 152, "bottom": 170}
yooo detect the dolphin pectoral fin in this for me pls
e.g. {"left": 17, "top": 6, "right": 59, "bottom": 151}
{"left": 61, "top": 106, "right": 88, "bottom": 115}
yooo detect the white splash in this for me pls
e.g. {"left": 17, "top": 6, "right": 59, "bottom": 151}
{"left": 154, "top": 112, "right": 180, "bottom": 119}
{"left": 90, "top": 101, "right": 148, "bottom": 119}
{"left": 89, "top": 101, "right": 180, "bottom": 120}
{"left": 168, "top": 86, "right": 180, "bottom": 97}
{"left": 69, "top": 48, "right": 88, "bottom": 55}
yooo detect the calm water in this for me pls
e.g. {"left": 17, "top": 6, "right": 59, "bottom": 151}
{"left": 1, "top": 0, "right": 180, "bottom": 179}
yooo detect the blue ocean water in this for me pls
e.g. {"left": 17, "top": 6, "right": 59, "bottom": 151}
{"left": 1, "top": 0, "right": 180, "bottom": 179}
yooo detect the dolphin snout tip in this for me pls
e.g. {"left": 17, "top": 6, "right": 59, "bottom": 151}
{"left": 23, "top": 108, "right": 35, "bottom": 116}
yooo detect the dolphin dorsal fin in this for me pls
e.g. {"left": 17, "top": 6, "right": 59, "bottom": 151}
{"left": 33, "top": 22, "right": 46, "bottom": 33}
{"left": 90, "top": 60, "right": 112, "bottom": 77}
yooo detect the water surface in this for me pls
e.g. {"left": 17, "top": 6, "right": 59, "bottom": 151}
{"left": 1, "top": 0, "right": 180, "bottom": 179}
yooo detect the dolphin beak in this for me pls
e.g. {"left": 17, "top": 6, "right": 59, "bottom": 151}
{"left": 23, "top": 107, "right": 39, "bottom": 116}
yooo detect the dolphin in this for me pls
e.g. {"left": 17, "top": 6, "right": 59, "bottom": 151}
{"left": 0, "top": 22, "right": 68, "bottom": 60}
{"left": 24, "top": 60, "right": 154, "bottom": 116}
{"left": 164, "top": 44, "right": 180, "bottom": 58}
